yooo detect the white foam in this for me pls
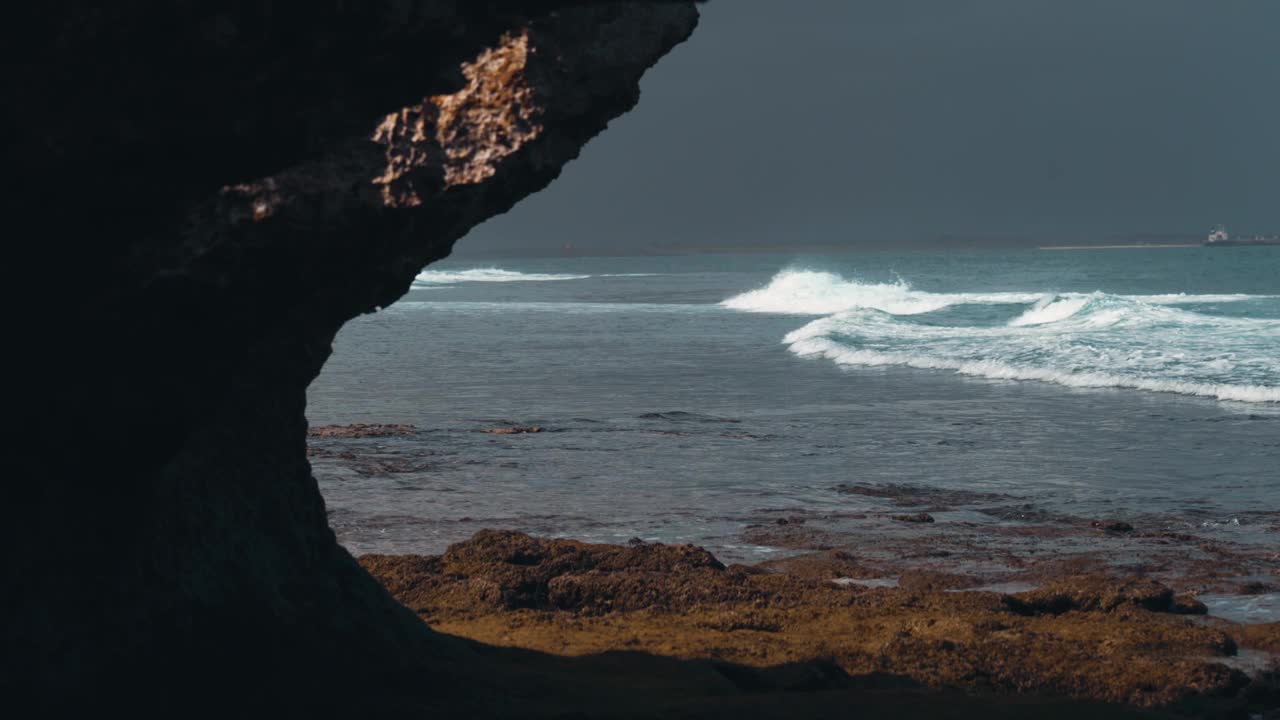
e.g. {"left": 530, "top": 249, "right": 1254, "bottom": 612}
{"left": 721, "top": 269, "right": 1042, "bottom": 316}
{"left": 779, "top": 282, "right": 1280, "bottom": 404}
{"left": 1009, "top": 295, "right": 1090, "bottom": 326}
{"left": 1135, "top": 293, "right": 1277, "bottom": 305}
{"left": 389, "top": 301, "right": 703, "bottom": 315}
{"left": 1198, "top": 593, "right": 1280, "bottom": 624}
{"left": 787, "top": 335, "right": 1280, "bottom": 403}
{"left": 413, "top": 268, "right": 591, "bottom": 285}
{"left": 832, "top": 577, "right": 900, "bottom": 588}
{"left": 722, "top": 269, "right": 1275, "bottom": 318}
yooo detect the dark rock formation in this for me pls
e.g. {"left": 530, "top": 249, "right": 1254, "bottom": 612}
{"left": 364, "top": 532, "right": 1274, "bottom": 715}
{"left": 1092, "top": 520, "right": 1136, "bottom": 533}
{"left": 308, "top": 423, "right": 421, "bottom": 438}
{"left": 1005, "top": 576, "right": 1209, "bottom": 616}
{"left": 365, "top": 529, "right": 734, "bottom": 613}
{"left": 478, "top": 425, "right": 547, "bottom": 434}
{"left": 893, "top": 512, "right": 937, "bottom": 524}
{"left": 3, "top": 3, "right": 697, "bottom": 714}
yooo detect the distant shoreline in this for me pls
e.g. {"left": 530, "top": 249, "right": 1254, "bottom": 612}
{"left": 1038, "top": 244, "right": 1200, "bottom": 251}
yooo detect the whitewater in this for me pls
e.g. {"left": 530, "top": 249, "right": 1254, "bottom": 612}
{"left": 413, "top": 267, "right": 659, "bottom": 286}
{"left": 722, "top": 268, "right": 1280, "bottom": 404}
{"left": 396, "top": 263, "right": 1280, "bottom": 404}
{"left": 311, "top": 248, "right": 1280, "bottom": 584}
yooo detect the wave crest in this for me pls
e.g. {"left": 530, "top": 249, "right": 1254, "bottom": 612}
{"left": 723, "top": 269, "right": 1276, "bottom": 318}
{"left": 786, "top": 336, "right": 1280, "bottom": 404}
{"left": 1009, "top": 295, "right": 1091, "bottom": 326}
{"left": 744, "top": 269, "right": 1279, "bottom": 404}
{"left": 720, "top": 269, "right": 1041, "bottom": 316}
{"left": 414, "top": 268, "right": 591, "bottom": 285}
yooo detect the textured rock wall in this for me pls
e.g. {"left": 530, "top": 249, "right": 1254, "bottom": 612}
{"left": 3, "top": 2, "right": 697, "bottom": 713}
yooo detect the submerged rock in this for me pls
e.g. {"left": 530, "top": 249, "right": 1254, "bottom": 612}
{"left": 1092, "top": 520, "right": 1136, "bottom": 533}
{"left": 479, "top": 426, "right": 546, "bottom": 434}
{"left": 309, "top": 423, "right": 420, "bottom": 438}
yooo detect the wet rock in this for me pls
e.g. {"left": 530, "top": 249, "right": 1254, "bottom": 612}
{"left": 638, "top": 411, "right": 740, "bottom": 423}
{"left": 1232, "top": 622, "right": 1280, "bottom": 654}
{"left": 980, "top": 504, "right": 1075, "bottom": 523}
{"left": 363, "top": 533, "right": 1269, "bottom": 713}
{"left": 351, "top": 459, "right": 435, "bottom": 475}
{"left": 547, "top": 570, "right": 758, "bottom": 614}
{"left": 741, "top": 524, "right": 839, "bottom": 550}
{"left": 1004, "top": 576, "right": 1204, "bottom": 615}
{"left": 694, "top": 610, "right": 784, "bottom": 633}
{"left": 893, "top": 513, "right": 936, "bottom": 524}
{"left": 1144, "top": 531, "right": 1199, "bottom": 542}
{"left": 1171, "top": 593, "right": 1210, "bottom": 615}
{"left": 1092, "top": 520, "right": 1135, "bottom": 533}
{"left": 835, "top": 483, "right": 1004, "bottom": 508}
{"left": 308, "top": 423, "right": 419, "bottom": 438}
{"left": 1242, "top": 581, "right": 1277, "bottom": 595}
{"left": 403, "top": 530, "right": 729, "bottom": 611}
{"left": 755, "top": 550, "right": 883, "bottom": 581}
{"left": 897, "top": 572, "right": 982, "bottom": 592}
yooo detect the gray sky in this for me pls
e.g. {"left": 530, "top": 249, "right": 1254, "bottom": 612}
{"left": 458, "top": 0, "right": 1280, "bottom": 255}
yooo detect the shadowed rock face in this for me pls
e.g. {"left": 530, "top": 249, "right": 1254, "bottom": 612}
{"left": 3, "top": 3, "right": 697, "bottom": 713}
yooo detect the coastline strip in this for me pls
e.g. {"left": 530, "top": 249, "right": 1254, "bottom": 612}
{"left": 1038, "top": 244, "right": 1200, "bottom": 251}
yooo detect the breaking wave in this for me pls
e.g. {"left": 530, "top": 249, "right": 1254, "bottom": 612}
{"left": 720, "top": 269, "right": 1272, "bottom": 316}
{"left": 1008, "top": 295, "right": 1091, "bottom": 326}
{"left": 414, "top": 268, "right": 591, "bottom": 285}
{"left": 727, "top": 269, "right": 1280, "bottom": 404}
{"left": 720, "top": 269, "right": 1042, "bottom": 315}
{"left": 389, "top": 301, "right": 703, "bottom": 315}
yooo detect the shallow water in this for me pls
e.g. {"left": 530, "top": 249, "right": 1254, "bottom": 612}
{"left": 309, "top": 249, "right": 1279, "bottom": 605}
{"left": 1200, "top": 594, "right": 1280, "bottom": 624}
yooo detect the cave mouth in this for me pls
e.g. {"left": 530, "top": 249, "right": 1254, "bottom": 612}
{"left": 6, "top": 3, "right": 702, "bottom": 713}
{"left": 16, "top": 3, "right": 1279, "bottom": 715}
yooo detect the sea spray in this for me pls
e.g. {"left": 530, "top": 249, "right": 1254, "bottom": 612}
{"left": 729, "top": 268, "right": 1280, "bottom": 403}
{"left": 414, "top": 268, "right": 591, "bottom": 285}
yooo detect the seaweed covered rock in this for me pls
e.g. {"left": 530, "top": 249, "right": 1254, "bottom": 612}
{"left": 365, "top": 530, "right": 744, "bottom": 613}
{"left": 365, "top": 534, "right": 1275, "bottom": 714}
{"left": 1005, "top": 576, "right": 1207, "bottom": 616}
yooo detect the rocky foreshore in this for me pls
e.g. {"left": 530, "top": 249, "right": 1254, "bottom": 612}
{"left": 362, "top": 530, "right": 1280, "bottom": 718}
{"left": 311, "top": 427, "right": 1280, "bottom": 604}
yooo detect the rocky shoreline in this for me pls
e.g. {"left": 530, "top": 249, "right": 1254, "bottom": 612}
{"left": 311, "top": 422, "right": 1280, "bottom": 606}
{"left": 362, "top": 530, "right": 1279, "bottom": 718}
{"left": 14, "top": 1, "right": 1271, "bottom": 713}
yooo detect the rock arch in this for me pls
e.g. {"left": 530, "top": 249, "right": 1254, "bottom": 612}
{"left": 4, "top": 3, "right": 698, "bottom": 713}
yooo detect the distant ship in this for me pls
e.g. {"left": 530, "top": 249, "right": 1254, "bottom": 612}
{"left": 1204, "top": 225, "right": 1280, "bottom": 246}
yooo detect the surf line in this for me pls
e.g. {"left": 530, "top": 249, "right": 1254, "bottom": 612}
{"left": 1038, "top": 244, "right": 1199, "bottom": 251}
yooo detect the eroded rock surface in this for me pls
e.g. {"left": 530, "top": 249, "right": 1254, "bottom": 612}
{"left": 365, "top": 531, "right": 1280, "bottom": 717}
{"left": 4, "top": 3, "right": 697, "bottom": 713}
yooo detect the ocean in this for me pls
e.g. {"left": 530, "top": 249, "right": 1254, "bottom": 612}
{"left": 308, "top": 247, "right": 1279, "bottom": 615}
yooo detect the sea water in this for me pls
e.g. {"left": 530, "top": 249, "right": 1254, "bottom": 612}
{"left": 308, "top": 248, "right": 1279, "bottom": 572}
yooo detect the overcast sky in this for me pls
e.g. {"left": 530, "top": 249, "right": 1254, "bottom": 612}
{"left": 457, "top": 0, "right": 1280, "bottom": 255}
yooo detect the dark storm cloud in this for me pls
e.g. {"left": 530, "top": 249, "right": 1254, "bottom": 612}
{"left": 458, "top": 0, "right": 1280, "bottom": 255}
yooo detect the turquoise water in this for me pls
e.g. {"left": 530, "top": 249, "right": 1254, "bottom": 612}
{"left": 308, "top": 248, "right": 1279, "bottom": 568}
